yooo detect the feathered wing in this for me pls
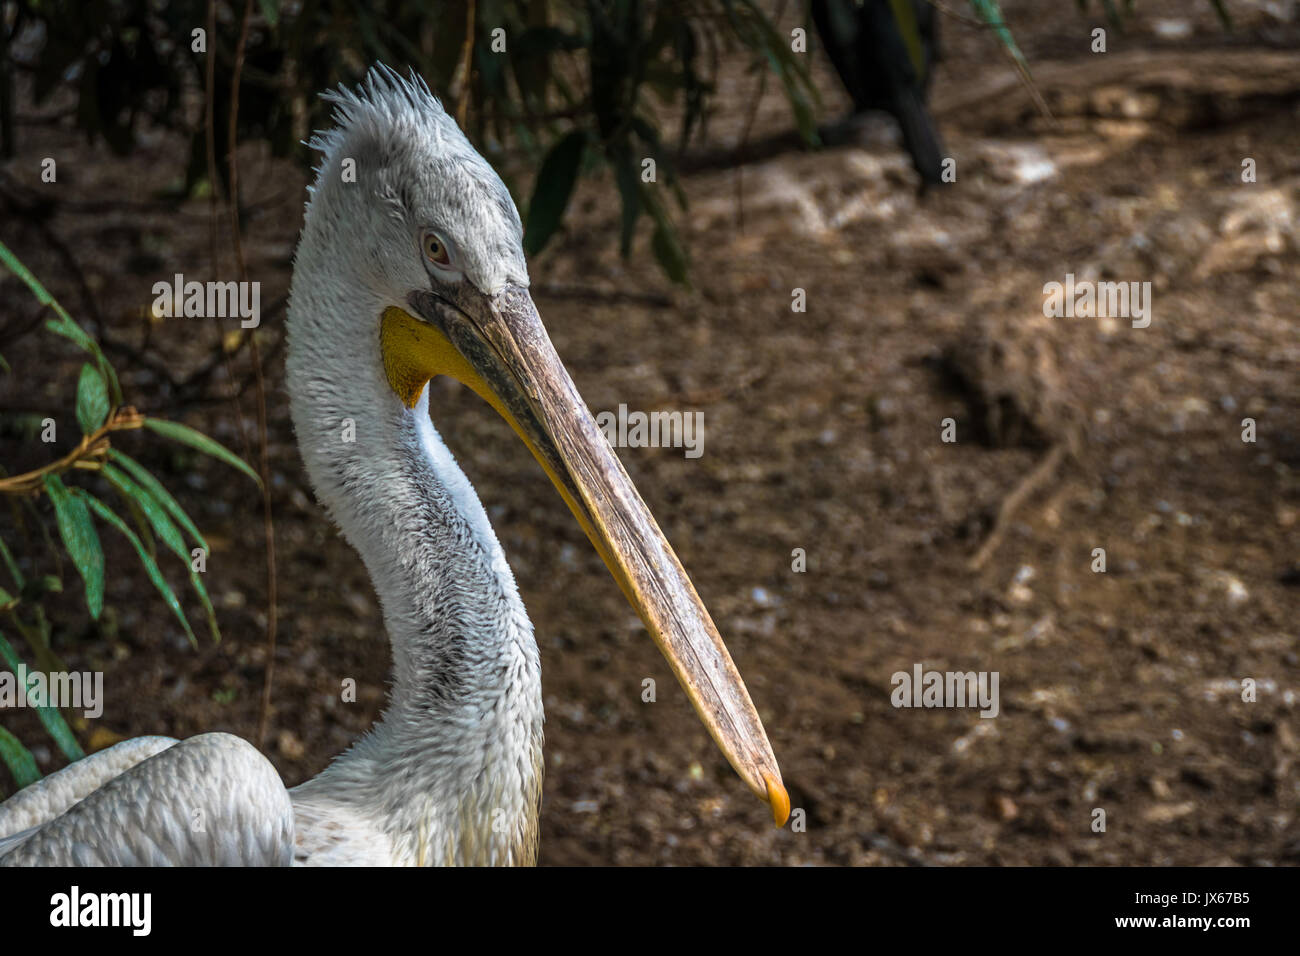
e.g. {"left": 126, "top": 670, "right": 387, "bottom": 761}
{"left": 0, "top": 733, "right": 294, "bottom": 866}
{"left": 0, "top": 736, "right": 178, "bottom": 842}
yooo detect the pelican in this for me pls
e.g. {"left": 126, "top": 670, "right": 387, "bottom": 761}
{"left": 0, "top": 66, "right": 787, "bottom": 866}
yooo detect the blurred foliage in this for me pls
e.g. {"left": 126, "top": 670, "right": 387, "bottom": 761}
{"left": 0, "top": 0, "right": 1027, "bottom": 283}
{"left": 967, "top": 0, "right": 1030, "bottom": 74}
{"left": 0, "top": 240, "right": 258, "bottom": 787}
{"left": 0, "top": 0, "right": 827, "bottom": 283}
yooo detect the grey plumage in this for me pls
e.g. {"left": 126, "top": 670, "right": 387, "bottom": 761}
{"left": 1, "top": 735, "right": 292, "bottom": 866}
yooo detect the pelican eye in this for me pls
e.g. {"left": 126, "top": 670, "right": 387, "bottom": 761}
{"left": 423, "top": 233, "right": 452, "bottom": 267}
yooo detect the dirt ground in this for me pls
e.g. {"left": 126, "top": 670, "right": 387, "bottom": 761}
{"left": 1, "top": 1, "right": 1297, "bottom": 865}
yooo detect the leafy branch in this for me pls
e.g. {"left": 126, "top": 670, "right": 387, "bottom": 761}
{"left": 0, "top": 239, "right": 258, "bottom": 788}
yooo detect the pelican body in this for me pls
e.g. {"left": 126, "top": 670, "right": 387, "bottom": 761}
{"left": 0, "top": 67, "right": 786, "bottom": 866}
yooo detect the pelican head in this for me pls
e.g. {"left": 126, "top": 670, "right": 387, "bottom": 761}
{"left": 287, "top": 66, "right": 787, "bottom": 835}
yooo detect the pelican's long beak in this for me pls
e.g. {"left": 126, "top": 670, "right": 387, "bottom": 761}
{"left": 380, "top": 280, "right": 788, "bottom": 827}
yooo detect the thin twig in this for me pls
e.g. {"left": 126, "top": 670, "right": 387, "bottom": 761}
{"left": 204, "top": 0, "right": 253, "bottom": 465}
{"left": 453, "top": 0, "right": 476, "bottom": 129}
{"left": 924, "top": 0, "right": 985, "bottom": 29}
{"left": 968, "top": 443, "right": 1067, "bottom": 571}
{"left": 226, "top": 0, "right": 279, "bottom": 752}
{"left": 0, "top": 407, "right": 145, "bottom": 496}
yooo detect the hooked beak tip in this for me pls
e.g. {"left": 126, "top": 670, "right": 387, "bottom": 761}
{"left": 765, "top": 773, "right": 790, "bottom": 828}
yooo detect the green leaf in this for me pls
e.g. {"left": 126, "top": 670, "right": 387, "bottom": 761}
{"left": 18, "top": 575, "right": 62, "bottom": 603}
{"left": 102, "top": 463, "right": 220, "bottom": 642}
{"left": 0, "top": 586, "right": 14, "bottom": 611}
{"left": 42, "top": 316, "right": 97, "bottom": 355}
{"left": 651, "top": 223, "right": 689, "bottom": 286}
{"left": 0, "top": 238, "right": 122, "bottom": 408}
{"left": 0, "top": 631, "right": 85, "bottom": 763}
{"left": 614, "top": 153, "right": 642, "bottom": 256}
{"left": 36, "top": 706, "right": 85, "bottom": 763}
{"left": 75, "top": 363, "right": 110, "bottom": 434}
{"left": 189, "top": 568, "right": 220, "bottom": 644}
{"left": 731, "top": 0, "right": 820, "bottom": 145}
{"left": 109, "top": 451, "right": 209, "bottom": 552}
{"left": 257, "top": 0, "right": 280, "bottom": 27}
{"left": 0, "top": 725, "right": 41, "bottom": 788}
{"left": 524, "top": 130, "right": 588, "bottom": 257}
{"left": 76, "top": 491, "right": 197, "bottom": 648}
{"left": 103, "top": 463, "right": 185, "bottom": 558}
{"left": 142, "top": 419, "right": 261, "bottom": 489}
{"left": 118, "top": 493, "right": 156, "bottom": 560}
{"left": 43, "top": 474, "right": 104, "bottom": 620}
{"left": 0, "top": 534, "right": 24, "bottom": 589}
{"left": 43, "top": 313, "right": 118, "bottom": 404}
{"left": 968, "top": 0, "right": 1032, "bottom": 72}
{"left": 0, "top": 238, "right": 71, "bottom": 321}
{"left": 641, "top": 186, "right": 689, "bottom": 286}
{"left": 770, "top": 56, "right": 818, "bottom": 145}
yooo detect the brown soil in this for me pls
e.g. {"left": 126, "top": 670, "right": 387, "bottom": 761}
{"left": 1, "top": 1, "right": 1297, "bottom": 865}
